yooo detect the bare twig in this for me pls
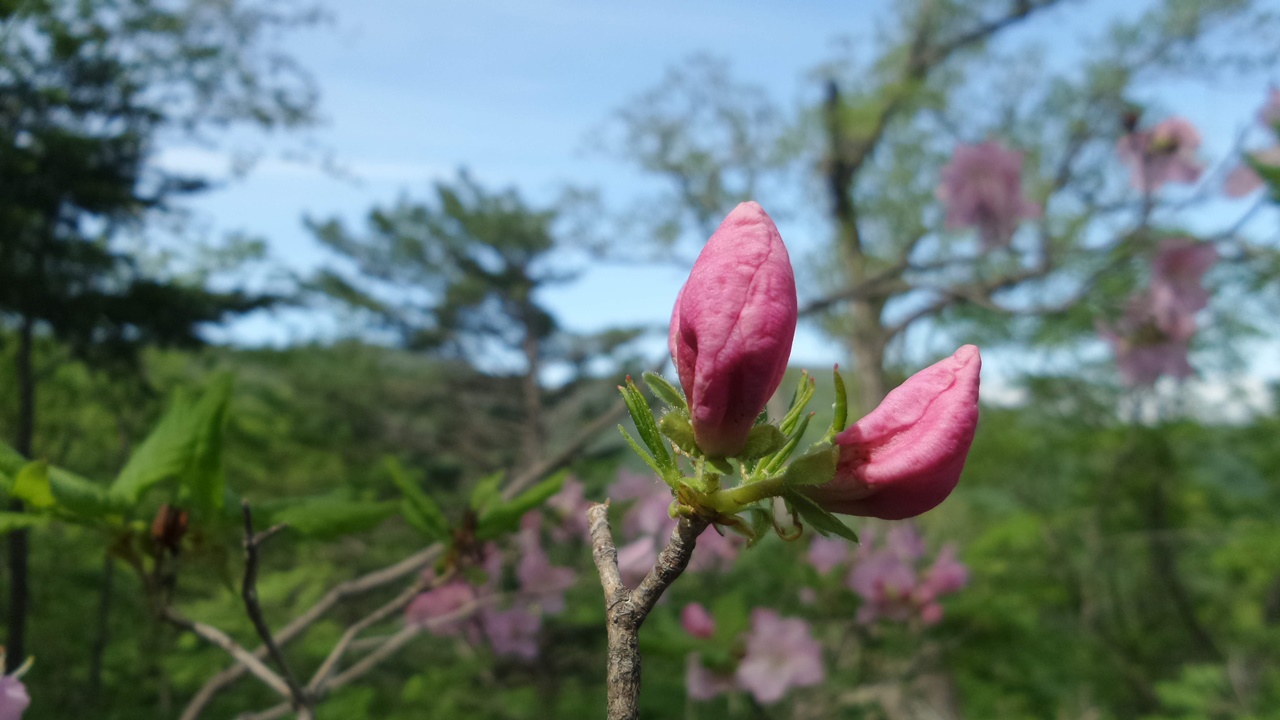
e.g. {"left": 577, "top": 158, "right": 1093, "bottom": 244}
{"left": 588, "top": 502, "right": 707, "bottom": 720}
{"left": 160, "top": 608, "right": 291, "bottom": 700}
{"left": 181, "top": 545, "right": 444, "bottom": 720}
{"left": 240, "top": 503, "right": 310, "bottom": 713}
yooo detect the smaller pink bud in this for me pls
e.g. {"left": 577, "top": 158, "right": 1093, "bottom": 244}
{"left": 680, "top": 602, "right": 716, "bottom": 639}
{"left": 803, "top": 345, "right": 980, "bottom": 520}
{"left": 669, "top": 202, "right": 797, "bottom": 457}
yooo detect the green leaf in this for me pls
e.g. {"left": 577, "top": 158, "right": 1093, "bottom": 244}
{"left": 643, "top": 371, "right": 687, "bottom": 412}
{"left": 0, "top": 512, "right": 48, "bottom": 533}
{"left": 740, "top": 425, "right": 787, "bottom": 460}
{"left": 827, "top": 367, "right": 848, "bottom": 440}
{"left": 618, "top": 426, "right": 672, "bottom": 486}
{"left": 658, "top": 411, "right": 698, "bottom": 454}
{"left": 475, "top": 470, "right": 568, "bottom": 540}
{"left": 385, "top": 457, "right": 450, "bottom": 541}
{"left": 12, "top": 462, "right": 55, "bottom": 510}
{"left": 112, "top": 373, "right": 233, "bottom": 512}
{"left": 783, "top": 491, "right": 858, "bottom": 543}
{"left": 761, "top": 412, "right": 813, "bottom": 475}
{"left": 272, "top": 497, "right": 397, "bottom": 539}
{"left": 779, "top": 372, "right": 815, "bottom": 436}
{"left": 468, "top": 471, "right": 505, "bottom": 514}
{"left": 50, "top": 468, "right": 131, "bottom": 518}
{"left": 620, "top": 377, "right": 674, "bottom": 470}
{"left": 779, "top": 446, "right": 839, "bottom": 487}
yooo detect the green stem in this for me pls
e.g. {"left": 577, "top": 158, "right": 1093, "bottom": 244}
{"left": 703, "top": 476, "right": 788, "bottom": 513}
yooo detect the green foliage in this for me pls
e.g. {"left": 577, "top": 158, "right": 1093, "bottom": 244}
{"left": 386, "top": 457, "right": 451, "bottom": 542}
{"left": 111, "top": 373, "right": 232, "bottom": 513}
{"left": 267, "top": 495, "right": 398, "bottom": 540}
{"left": 475, "top": 471, "right": 568, "bottom": 540}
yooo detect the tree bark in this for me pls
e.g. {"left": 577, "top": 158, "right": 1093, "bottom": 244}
{"left": 519, "top": 300, "right": 546, "bottom": 468}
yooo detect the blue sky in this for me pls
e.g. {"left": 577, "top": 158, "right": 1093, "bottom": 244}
{"left": 157, "top": 0, "right": 1277, "bottom": 394}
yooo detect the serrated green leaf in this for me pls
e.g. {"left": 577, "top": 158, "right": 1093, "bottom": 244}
{"left": 659, "top": 411, "right": 698, "bottom": 454}
{"left": 643, "top": 372, "right": 687, "bottom": 411}
{"left": 784, "top": 491, "right": 858, "bottom": 543}
{"left": 0, "top": 512, "right": 47, "bottom": 533}
{"left": 475, "top": 471, "right": 567, "bottom": 540}
{"left": 740, "top": 425, "right": 787, "bottom": 460}
{"left": 780, "top": 446, "right": 839, "bottom": 487}
{"left": 468, "top": 471, "right": 505, "bottom": 514}
{"left": 618, "top": 426, "right": 671, "bottom": 486}
{"left": 12, "top": 462, "right": 55, "bottom": 510}
{"left": 620, "top": 378, "right": 673, "bottom": 469}
{"left": 385, "top": 457, "right": 450, "bottom": 541}
{"left": 272, "top": 497, "right": 396, "bottom": 539}
{"left": 112, "top": 373, "right": 232, "bottom": 512}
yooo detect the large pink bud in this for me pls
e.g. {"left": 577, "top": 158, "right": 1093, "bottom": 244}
{"left": 669, "top": 202, "right": 797, "bottom": 457}
{"left": 803, "top": 346, "right": 980, "bottom": 520}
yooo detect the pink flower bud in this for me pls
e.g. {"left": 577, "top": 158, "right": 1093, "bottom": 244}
{"left": 803, "top": 345, "right": 980, "bottom": 520}
{"left": 669, "top": 202, "right": 797, "bottom": 457}
{"left": 680, "top": 602, "right": 716, "bottom": 639}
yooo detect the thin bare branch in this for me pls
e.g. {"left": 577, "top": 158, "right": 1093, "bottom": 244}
{"left": 160, "top": 608, "right": 291, "bottom": 700}
{"left": 240, "top": 503, "right": 310, "bottom": 712}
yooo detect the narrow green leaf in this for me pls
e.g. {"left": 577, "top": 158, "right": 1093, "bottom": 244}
{"left": 643, "top": 372, "right": 687, "bottom": 411}
{"left": 761, "top": 412, "right": 813, "bottom": 475}
{"left": 385, "top": 457, "right": 450, "bottom": 541}
{"left": 272, "top": 497, "right": 396, "bottom": 539}
{"left": 475, "top": 471, "right": 568, "bottom": 540}
{"left": 620, "top": 378, "right": 673, "bottom": 470}
{"left": 12, "top": 462, "right": 55, "bottom": 510}
{"left": 618, "top": 426, "right": 671, "bottom": 485}
{"left": 779, "top": 446, "right": 839, "bottom": 487}
{"left": 779, "top": 372, "right": 815, "bottom": 436}
{"left": 740, "top": 425, "right": 787, "bottom": 460}
{"left": 828, "top": 367, "right": 848, "bottom": 440}
{"left": 783, "top": 491, "right": 858, "bottom": 543}
{"left": 659, "top": 412, "right": 698, "bottom": 454}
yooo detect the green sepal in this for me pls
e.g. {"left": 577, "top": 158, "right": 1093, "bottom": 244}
{"left": 643, "top": 372, "right": 688, "bottom": 412}
{"left": 779, "top": 445, "right": 839, "bottom": 487}
{"left": 827, "top": 367, "right": 848, "bottom": 441}
{"left": 745, "top": 507, "right": 773, "bottom": 547}
{"left": 385, "top": 457, "right": 450, "bottom": 542}
{"left": 658, "top": 411, "right": 699, "bottom": 454}
{"left": 783, "top": 491, "right": 859, "bottom": 543}
{"left": 779, "top": 372, "right": 815, "bottom": 436}
{"left": 475, "top": 471, "right": 568, "bottom": 540}
{"left": 12, "top": 462, "right": 55, "bottom": 510}
{"left": 739, "top": 425, "right": 787, "bottom": 461}
{"left": 619, "top": 378, "right": 674, "bottom": 473}
{"left": 707, "top": 457, "right": 734, "bottom": 475}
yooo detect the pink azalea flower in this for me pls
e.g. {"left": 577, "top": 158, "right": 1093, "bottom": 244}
{"left": 1098, "top": 324, "right": 1194, "bottom": 386}
{"left": 681, "top": 603, "right": 717, "bottom": 639}
{"left": 1117, "top": 117, "right": 1204, "bottom": 192}
{"left": 405, "top": 581, "right": 478, "bottom": 635}
{"left": 687, "top": 524, "right": 744, "bottom": 572}
{"left": 884, "top": 524, "right": 927, "bottom": 562}
{"left": 848, "top": 551, "right": 918, "bottom": 624}
{"left": 516, "top": 530, "right": 576, "bottom": 615}
{"left": 616, "top": 536, "right": 657, "bottom": 589}
{"left": 0, "top": 676, "right": 29, "bottom": 720}
{"left": 735, "top": 609, "right": 825, "bottom": 704}
{"left": 685, "top": 654, "right": 737, "bottom": 700}
{"left": 801, "top": 346, "right": 981, "bottom": 520}
{"left": 478, "top": 607, "right": 541, "bottom": 660}
{"left": 919, "top": 544, "right": 969, "bottom": 598}
{"left": 545, "top": 477, "right": 593, "bottom": 543}
{"left": 807, "top": 536, "right": 849, "bottom": 574}
{"left": 1149, "top": 238, "right": 1217, "bottom": 341}
{"left": 609, "top": 470, "right": 659, "bottom": 502}
{"left": 936, "top": 141, "right": 1040, "bottom": 249}
{"left": 1223, "top": 146, "right": 1280, "bottom": 198}
{"left": 669, "top": 201, "right": 798, "bottom": 457}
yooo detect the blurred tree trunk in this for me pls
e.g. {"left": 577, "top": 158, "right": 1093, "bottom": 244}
{"left": 519, "top": 299, "right": 546, "bottom": 467}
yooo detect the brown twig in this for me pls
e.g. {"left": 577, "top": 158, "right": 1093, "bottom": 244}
{"left": 160, "top": 608, "right": 291, "bottom": 700}
{"left": 587, "top": 502, "right": 707, "bottom": 720}
{"left": 240, "top": 503, "right": 311, "bottom": 714}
